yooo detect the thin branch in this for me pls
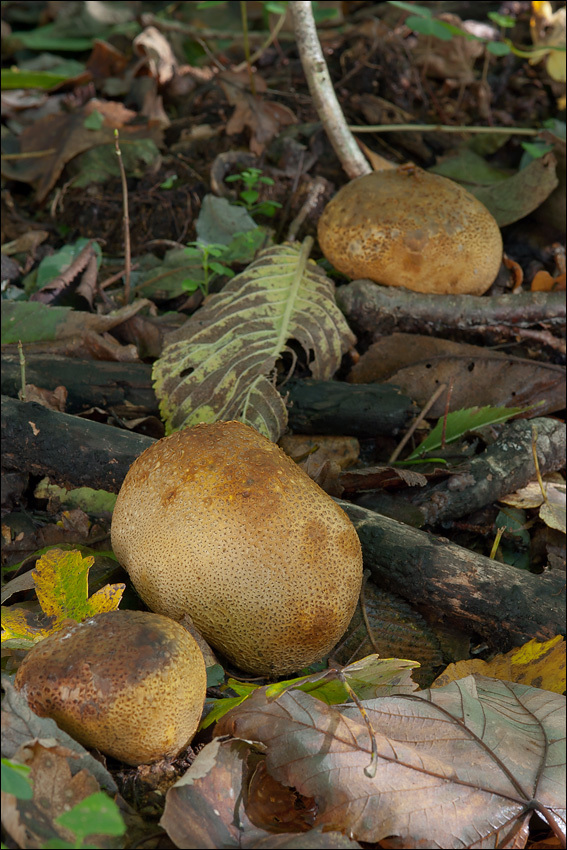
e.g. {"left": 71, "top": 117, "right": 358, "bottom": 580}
{"left": 114, "top": 130, "right": 131, "bottom": 305}
{"left": 289, "top": 1, "right": 371, "bottom": 179}
{"left": 349, "top": 124, "right": 540, "bottom": 136}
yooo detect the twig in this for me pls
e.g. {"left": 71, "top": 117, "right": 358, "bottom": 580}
{"left": 17, "top": 341, "right": 26, "bottom": 403}
{"left": 233, "top": 8, "right": 287, "bottom": 73}
{"left": 239, "top": 0, "right": 256, "bottom": 95}
{"left": 289, "top": 1, "right": 371, "bottom": 179}
{"left": 348, "top": 124, "right": 540, "bottom": 136}
{"left": 113, "top": 130, "right": 131, "bottom": 305}
{"left": 388, "top": 383, "right": 447, "bottom": 463}
{"left": 286, "top": 176, "right": 327, "bottom": 241}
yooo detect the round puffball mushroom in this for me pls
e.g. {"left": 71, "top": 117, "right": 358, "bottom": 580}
{"left": 317, "top": 166, "right": 503, "bottom": 296}
{"left": 14, "top": 610, "right": 207, "bottom": 766}
{"left": 111, "top": 421, "right": 363, "bottom": 677}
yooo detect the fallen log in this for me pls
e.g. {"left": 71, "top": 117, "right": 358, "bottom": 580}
{"left": 1, "top": 355, "right": 414, "bottom": 437}
{"left": 337, "top": 499, "right": 565, "bottom": 651}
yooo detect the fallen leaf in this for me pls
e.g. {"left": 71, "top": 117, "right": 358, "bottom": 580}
{"left": 432, "top": 636, "right": 566, "bottom": 693}
{"left": 133, "top": 26, "right": 177, "bottom": 84}
{"left": 1, "top": 741, "right": 115, "bottom": 850}
{"left": 218, "top": 71, "right": 298, "bottom": 156}
{"left": 215, "top": 675, "right": 565, "bottom": 847}
{"left": 1, "top": 548, "right": 124, "bottom": 647}
{"left": 348, "top": 333, "right": 566, "bottom": 418}
{"left": 0, "top": 675, "right": 117, "bottom": 793}
{"left": 0, "top": 99, "right": 163, "bottom": 203}
{"left": 153, "top": 241, "right": 355, "bottom": 440}
{"left": 531, "top": 270, "right": 566, "bottom": 291}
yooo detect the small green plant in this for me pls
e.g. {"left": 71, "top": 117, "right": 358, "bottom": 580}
{"left": 225, "top": 167, "right": 282, "bottom": 218}
{"left": 1, "top": 758, "right": 126, "bottom": 849}
{"left": 182, "top": 242, "right": 235, "bottom": 296}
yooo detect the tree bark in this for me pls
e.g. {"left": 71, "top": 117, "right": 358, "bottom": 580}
{"left": 1, "top": 395, "right": 154, "bottom": 492}
{"left": 1, "top": 356, "right": 414, "bottom": 437}
{"left": 337, "top": 499, "right": 565, "bottom": 650}
{"left": 336, "top": 280, "right": 566, "bottom": 337}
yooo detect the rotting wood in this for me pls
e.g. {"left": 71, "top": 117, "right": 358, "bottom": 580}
{"left": 1, "top": 356, "right": 414, "bottom": 437}
{"left": 407, "top": 416, "right": 566, "bottom": 525}
{"left": 1, "top": 395, "right": 154, "bottom": 492}
{"left": 337, "top": 280, "right": 566, "bottom": 338}
{"left": 337, "top": 499, "right": 565, "bottom": 650}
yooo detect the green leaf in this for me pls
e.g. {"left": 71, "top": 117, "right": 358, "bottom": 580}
{"left": 406, "top": 15, "right": 454, "bottom": 40}
{"left": 407, "top": 405, "right": 529, "bottom": 460}
{"left": 487, "top": 11, "right": 516, "bottom": 28}
{"left": 486, "top": 41, "right": 512, "bottom": 56}
{"left": 206, "top": 664, "right": 225, "bottom": 688}
{"left": 55, "top": 791, "right": 126, "bottom": 841}
{"left": 387, "top": 0, "right": 432, "bottom": 17}
{"left": 153, "top": 239, "right": 356, "bottom": 440}
{"left": 181, "top": 277, "right": 203, "bottom": 293}
{"left": 0, "top": 69, "right": 72, "bottom": 90}
{"left": 83, "top": 110, "right": 104, "bottom": 130}
{"left": 240, "top": 189, "right": 259, "bottom": 206}
{"left": 7, "top": 26, "right": 94, "bottom": 52}
{"left": 263, "top": 1, "right": 287, "bottom": 14}
{"left": 1, "top": 759, "right": 33, "bottom": 799}
{"left": 35, "top": 238, "right": 101, "bottom": 290}
{"left": 196, "top": 195, "right": 257, "bottom": 246}
{"left": 208, "top": 261, "right": 234, "bottom": 277}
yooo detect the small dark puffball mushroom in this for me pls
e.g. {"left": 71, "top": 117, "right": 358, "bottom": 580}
{"left": 14, "top": 610, "right": 207, "bottom": 766}
{"left": 111, "top": 420, "right": 363, "bottom": 678}
{"left": 317, "top": 166, "right": 503, "bottom": 296}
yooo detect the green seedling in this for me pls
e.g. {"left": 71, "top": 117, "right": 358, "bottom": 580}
{"left": 226, "top": 167, "right": 282, "bottom": 218}
{"left": 182, "top": 241, "right": 235, "bottom": 296}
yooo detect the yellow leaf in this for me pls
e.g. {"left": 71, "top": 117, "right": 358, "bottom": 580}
{"left": 1, "top": 605, "right": 58, "bottom": 648}
{"left": 1, "top": 548, "right": 125, "bottom": 647}
{"left": 432, "top": 636, "right": 566, "bottom": 693}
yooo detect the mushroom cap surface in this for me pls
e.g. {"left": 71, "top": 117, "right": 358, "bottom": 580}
{"left": 14, "top": 610, "right": 207, "bottom": 766}
{"left": 111, "top": 421, "right": 363, "bottom": 677}
{"left": 317, "top": 167, "right": 503, "bottom": 295}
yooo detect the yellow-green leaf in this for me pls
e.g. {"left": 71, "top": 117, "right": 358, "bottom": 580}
{"left": 432, "top": 636, "right": 566, "bottom": 693}
{"left": 1, "top": 548, "right": 124, "bottom": 647}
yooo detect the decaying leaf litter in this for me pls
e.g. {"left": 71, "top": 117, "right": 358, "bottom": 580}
{"left": 1, "top": 1, "right": 566, "bottom": 848}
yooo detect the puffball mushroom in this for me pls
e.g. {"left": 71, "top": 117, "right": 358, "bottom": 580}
{"left": 111, "top": 421, "right": 363, "bottom": 677}
{"left": 14, "top": 610, "right": 207, "bottom": 766}
{"left": 317, "top": 166, "right": 503, "bottom": 296}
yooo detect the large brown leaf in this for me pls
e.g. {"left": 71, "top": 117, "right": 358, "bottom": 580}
{"left": 349, "top": 334, "right": 565, "bottom": 418}
{"left": 215, "top": 675, "right": 566, "bottom": 848}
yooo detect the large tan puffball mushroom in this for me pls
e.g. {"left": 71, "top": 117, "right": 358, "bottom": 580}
{"left": 111, "top": 421, "right": 363, "bottom": 677}
{"left": 317, "top": 166, "right": 503, "bottom": 296}
{"left": 14, "top": 610, "right": 207, "bottom": 766}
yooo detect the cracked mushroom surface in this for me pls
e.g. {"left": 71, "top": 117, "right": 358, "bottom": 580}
{"left": 111, "top": 421, "right": 363, "bottom": 677}
{"left": 317, "top": 166, "right": 503, "bottom": 296}
{"left": 14, "top": 610, "right": 207, "bottom": 766}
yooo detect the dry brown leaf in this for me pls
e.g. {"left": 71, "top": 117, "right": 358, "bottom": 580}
{"left": 1, "top": 741, "right": 108, "bottom": 849}
{"left": 215, "top": 676, "right": 565, "bottom": 847}
{"left": 1, "top": 100, "right": 163, "bottom": 203}
{"left": 349, "top": 333, "right": 566, "bottom": 418}
{"left": 218, "top": 71, "right": 298, "bottom": 155}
